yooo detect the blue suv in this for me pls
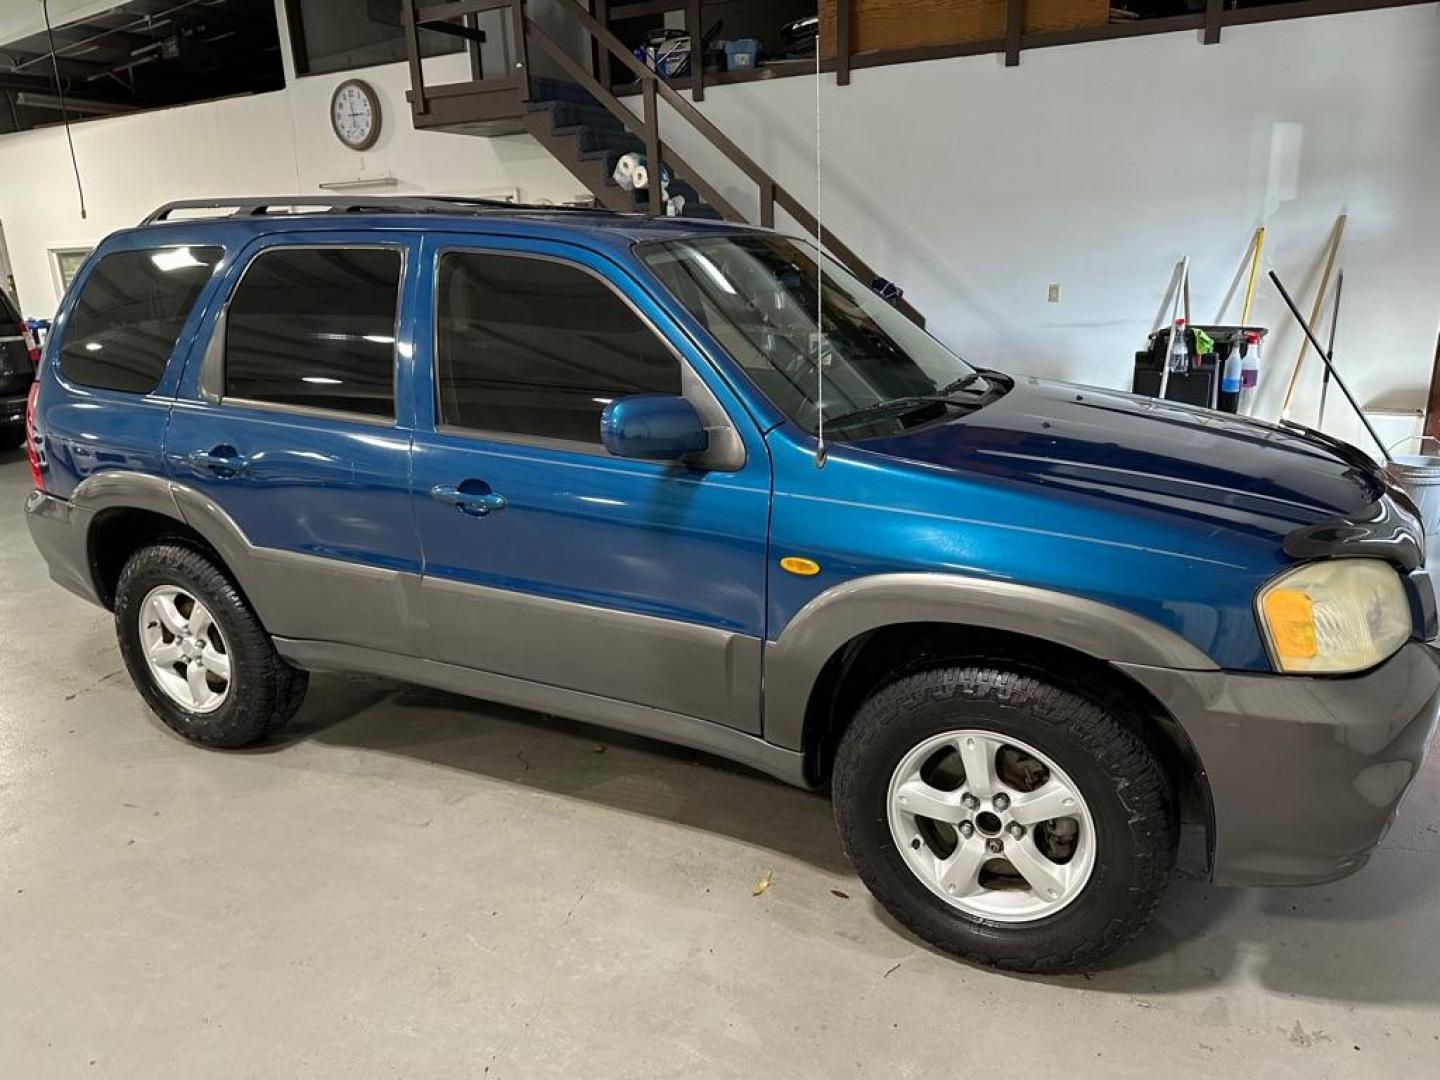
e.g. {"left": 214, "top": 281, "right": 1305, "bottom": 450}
{"left": 24, "top": 197, "right": 1440, "bottom": 973}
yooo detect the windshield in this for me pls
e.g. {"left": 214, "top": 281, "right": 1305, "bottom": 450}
{"left": 639, "top": 234, "right": 990, "bottom": 436}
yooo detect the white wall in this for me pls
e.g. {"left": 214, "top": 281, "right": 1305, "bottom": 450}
{"left": 0, "top": 1, "right": 582, "bottom": 317}
{"left": 1, "top": 5, "right": 1435, "bottom": 455}
{"left": 640, "top": 6, "right": 1440, "bottom": 453}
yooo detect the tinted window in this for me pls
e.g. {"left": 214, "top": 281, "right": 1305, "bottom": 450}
{"left": 59, "top": 246, "right": 222, "bottom": 394}
{"left": 436, "top": 253, "right": 680, "bottom": 444}
{"left": 225, "top": 247, "right": 401, "bottom": 418}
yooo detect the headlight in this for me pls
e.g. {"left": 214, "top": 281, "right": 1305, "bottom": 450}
{"left": 1257, "top": 558, "right": 1411, "bottom": 674}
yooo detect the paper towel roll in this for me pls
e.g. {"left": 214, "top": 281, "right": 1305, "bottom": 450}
{"left": 632, "top": 164, "right": 650, "bottom": 191}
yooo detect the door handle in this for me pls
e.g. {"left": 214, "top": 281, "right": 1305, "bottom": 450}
{"left": 186, "top": 445, "right": 248, "bottom": 479}
{"left": 431, "top": 483, "right": 508, "bottom": 518}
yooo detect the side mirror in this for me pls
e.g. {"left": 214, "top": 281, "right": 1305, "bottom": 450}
{"left": 600, "top": 394, "right": 709, "bottom": 461}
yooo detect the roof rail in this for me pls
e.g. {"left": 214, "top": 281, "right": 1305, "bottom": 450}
{"left": 139, "top": 195, "right": 619, "bottom": 226}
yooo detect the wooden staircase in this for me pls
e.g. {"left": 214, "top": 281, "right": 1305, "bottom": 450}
{"left": 401, "top": 0, "right": 921, "bottom": 322}
{"left": 523, "top": 78, "right": 723, "bottom": 219}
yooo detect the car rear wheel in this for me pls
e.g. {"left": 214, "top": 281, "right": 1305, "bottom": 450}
{"left": 0, "top": 424, "right": 24, "bottom": 450}
{"left": 114, "top": 543, "right": 308, "bottom": 748}
{"left": 832, "top": 664, "right": 1176, "bottom": 974}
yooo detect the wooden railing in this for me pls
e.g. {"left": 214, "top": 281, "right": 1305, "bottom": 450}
{"left": 403, "top": 0, "right": 923, "bottom": 324}
{"left": 574, "top": 0, "right": 1434, "bottom": 81}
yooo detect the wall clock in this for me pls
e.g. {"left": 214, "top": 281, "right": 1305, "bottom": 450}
{"left": 330, "top": 79, "right": 381, "bottom": 152}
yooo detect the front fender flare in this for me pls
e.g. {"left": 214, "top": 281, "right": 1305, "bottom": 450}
{"left": 761, "top": 573, "right": 1219, "bottom": 751}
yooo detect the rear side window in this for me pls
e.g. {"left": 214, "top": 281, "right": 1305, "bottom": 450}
{"left": 224, "top": 247, "right": 401, "bottom": 419}
{"left": 435, "top": 251, "right": 680, "bottom": 445}
{"left": 59, "top": 246, "right": 222, "bottom": 393}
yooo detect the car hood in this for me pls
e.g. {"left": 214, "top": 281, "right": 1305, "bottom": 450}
{"left": 851, "top": 375, "right": 1384, "bottom": 537}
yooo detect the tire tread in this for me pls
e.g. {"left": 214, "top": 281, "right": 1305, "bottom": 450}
{"left": 832, "top": 664, "right": 1175, "bottom": 974}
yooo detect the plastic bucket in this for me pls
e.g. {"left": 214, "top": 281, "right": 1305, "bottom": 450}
{"left": 1385, "top": 437, "right": 1440, "bottom": 545}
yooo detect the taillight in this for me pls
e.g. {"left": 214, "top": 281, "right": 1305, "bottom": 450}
{"left": 25, "top": 381, "right": 43, "bottom": 490}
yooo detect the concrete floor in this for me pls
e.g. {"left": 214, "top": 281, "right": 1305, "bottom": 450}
{"left": 2, "top": 448, "right": 1439, "bottom": 1079}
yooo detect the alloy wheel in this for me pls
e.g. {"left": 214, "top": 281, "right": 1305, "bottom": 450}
{"left": 138, "top": 585, "right": 232, "bottom": 714}
{"left": 887, "top": 729, "right": 1096, "bottom": 923}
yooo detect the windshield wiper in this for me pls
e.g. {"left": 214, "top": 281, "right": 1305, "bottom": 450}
{"left": 937, "top": 372, "right": 983, "bottom": 395}
{"left": 824, "top": 396, "right": 959, "bottom": 430}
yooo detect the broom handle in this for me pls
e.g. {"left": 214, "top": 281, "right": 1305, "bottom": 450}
{"left": 1270, "top": 270, "right": 1389, "bottom": 462}
{"left": 1157, "top": 256, "right": 1188, "bottom": 401}
{"left": 1239, "top": 225, "right": 1265, "bottom": 325}
{"left": 1280, "top": 214, "right": 1346, "bottom": 417}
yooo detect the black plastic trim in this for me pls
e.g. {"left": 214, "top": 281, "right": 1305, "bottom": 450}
{"left": 1283, "top": 496, "right": 1424, "bottom": 572}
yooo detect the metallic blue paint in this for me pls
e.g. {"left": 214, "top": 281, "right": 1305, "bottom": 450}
{"left": 600, "top": 394, "right": 709, "bottom": 459}
{"left": 764, "top": 377, "right": 1388, "bottom": 671}
{"left": 163, "top": 230, "right": 423, "bottom": 575}
{"left": 406, "top": 232, "right": 773, "bottom": 642}
{"left": 27, "top": 209, "right": 1407, "bottom": 692}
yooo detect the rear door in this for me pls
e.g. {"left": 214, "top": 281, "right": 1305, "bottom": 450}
{"left": 408, "top": 233, "right": 773, "bottom": 733}
{"left": 164, "top": 232, "right": 423, "bottom": 655}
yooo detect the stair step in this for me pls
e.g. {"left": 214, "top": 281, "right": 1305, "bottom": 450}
{"left": 525, "top": 78, "right": 725, "bottom": 224}
{"left": 574, "top": 127, "right": 644, "bottom": 159}
{"left": 529, "top": 77, "right": 600, "bottom": 106}
{"left": 531, "top": 100, "right": 629, "bottom": 134}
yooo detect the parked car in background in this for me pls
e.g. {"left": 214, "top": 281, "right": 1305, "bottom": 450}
{"left": 0, "top": 286, "right": 37, "bottom": 449}
{"left": 23, "top": 197, "right": 1440, "bottom": 974}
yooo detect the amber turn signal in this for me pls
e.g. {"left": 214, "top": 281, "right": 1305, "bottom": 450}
{"left": 779, "top": 556, "right": 821, "bottom": 577}
{"left": 1260, "top": 587, "right": 1317, "bottom": 661}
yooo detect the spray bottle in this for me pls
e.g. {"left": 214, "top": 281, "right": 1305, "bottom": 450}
{"left": 1238, "top": 331, "right": 1261, "bottom": 415}
{"left": 1220, "top": 339, "right": 1243, "bottom": 400}
{"left": 1169, "top": 319, "right": 1189, "bottom": 373}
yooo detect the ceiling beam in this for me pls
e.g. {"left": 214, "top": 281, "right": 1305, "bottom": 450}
{"left": 0, "top": 69, "right": 131, "bottom": 98}
{"left": 0, "top": 48, "right": 116, "bottom": 77}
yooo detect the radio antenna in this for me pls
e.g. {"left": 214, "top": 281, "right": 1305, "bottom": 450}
{"left": 813, "top": 34, "right": 826, "bottom": 467}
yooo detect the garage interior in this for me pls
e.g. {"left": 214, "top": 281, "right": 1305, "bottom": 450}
{"left": 3, "top": 0, "right": 1440, "bottom": 1076}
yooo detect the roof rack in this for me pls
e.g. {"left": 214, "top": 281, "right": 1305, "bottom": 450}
{"left": 140, "top": 195, "right": 621, "bottom": 226}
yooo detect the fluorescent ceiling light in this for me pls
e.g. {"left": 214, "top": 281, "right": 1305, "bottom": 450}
{"left": 150, "top": 247, "right": 205, "bottom": 272}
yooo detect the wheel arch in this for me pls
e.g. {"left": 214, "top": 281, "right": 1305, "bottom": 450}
{"left": 761, "top": 575, "right": 1218, "bottom": 850}
{"left": 74, "top": 472, "right": 252, "bottom": 613}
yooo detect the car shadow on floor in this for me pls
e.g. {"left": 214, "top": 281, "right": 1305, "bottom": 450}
{"left": 273, "top": 672, "right": 1440, "bottom": 1005}
{"left": 270, "top": 672, "right": 852, "bottom": 877}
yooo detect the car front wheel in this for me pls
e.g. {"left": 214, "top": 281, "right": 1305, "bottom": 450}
{"left": 832, "top": 664, "right": 1176, "bottom": 974}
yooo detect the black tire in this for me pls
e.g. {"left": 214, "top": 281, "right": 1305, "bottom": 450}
{"left": 0, "top": 424, "right": 24, "bottom": 451}
{"left": 832, "top": 664, "right": 1176, "bottom": 974}
{"left": 114, "top": 543, "right": 309, "bottom": 748}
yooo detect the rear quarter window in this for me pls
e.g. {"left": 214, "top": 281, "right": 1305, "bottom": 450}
{"left": 59, "top": 246, "right": 222, "bottom": 394}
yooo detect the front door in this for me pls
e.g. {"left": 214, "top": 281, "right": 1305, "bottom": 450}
{"left": 408, "top": 235, "right": 771, "bottom": 733}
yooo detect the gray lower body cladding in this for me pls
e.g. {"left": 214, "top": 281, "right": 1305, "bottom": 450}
{"left": 24, "top": 490, "right": 100, "bottom": 604}
{"left": 1119, "top": 641, "right": 1440, "bottom": 886}
{"left": 29, "top": 483, "right": 1440, "bottom": 889}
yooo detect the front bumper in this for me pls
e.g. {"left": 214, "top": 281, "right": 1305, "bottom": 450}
{"left": 1118, "top": 641, "right": 1440, "bottom": 886}
{"left": 24, "top": 489, "right": 101, "bottom": 606}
